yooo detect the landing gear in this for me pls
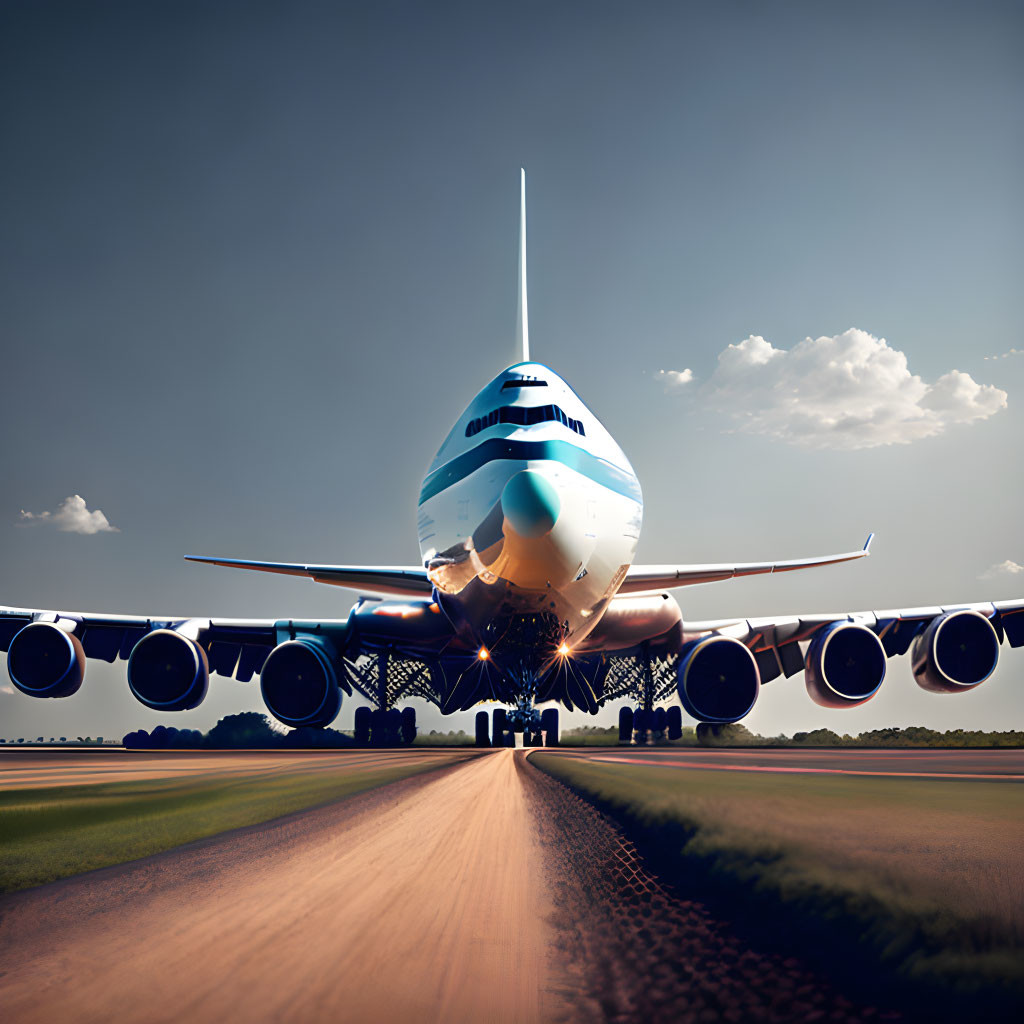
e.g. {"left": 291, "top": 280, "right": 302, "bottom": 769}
{"left": 619, "top": 704, "right": 682, "bottom": 745}
{"left": 618, "top": 706, "right": 634, "bottom": 744}
{"left": 475, "top": 710, "right": 491, "bottom": 747}
{"left": 540, "top": 707, "right": 559, "bottom": 746}
{"left": 493, "top": 708, "right": 512, "bottom": 747}
{"left": 353, "top": 706, "right": 417, "bottom": 746}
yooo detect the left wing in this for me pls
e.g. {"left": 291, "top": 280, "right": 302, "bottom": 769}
{"left": 0, "top": 605, "right": 283, "bottom": 682}
{"left": 620, "top": 535, "right": 874, "bottom": 594}
{"left": 184, "top": 556, "right": 433, "bottom": 597}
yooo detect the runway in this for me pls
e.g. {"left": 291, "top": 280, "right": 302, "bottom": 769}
{"left": 4, "top": 746, "right": 1011, "bottom": 1022}
{"left": 0, "top": 747, "right": 471, "bottom": 790}
{"left": 550, "top": 746, "right": 1024, "bottom": 780}
{"left": 0, "top": 750, "right": 559, "bottom": 1024}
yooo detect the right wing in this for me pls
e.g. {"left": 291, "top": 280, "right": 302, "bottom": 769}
{"left": 184, "top": 556, "right": 433, "bottom": 597}
{"left": 619, "top": 535, "right": 873, "bottom": 594}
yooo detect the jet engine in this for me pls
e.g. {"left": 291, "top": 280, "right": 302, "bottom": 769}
{"left": 805, "top": 622, "right": 886, "bottom": 709}
{"left": 7, "top": 622, "right": 85, "bottom": 698}
{"left": 260, "top": 639, "right": 342, "bottom": 729}
{"left": 911, "top": 610, "right": 999, "bottom": 694}
{"left": 128, "top": 629, "right": 210, "bottom": 711}
{"left": 676, "top": 635, "right": 760, "bottom": 723}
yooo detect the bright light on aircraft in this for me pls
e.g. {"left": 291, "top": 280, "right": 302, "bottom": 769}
{"left": 478, "top": 647, "right": 490, "bottom": 661}
{"left": 557, "top": 643, "right": 571, "bottom": 657}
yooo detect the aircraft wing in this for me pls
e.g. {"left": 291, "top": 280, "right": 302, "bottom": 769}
{"left": 619, "top": 535, "right": 874, "bottom": 594}
{"left": 184, "top": 556, "right": 433, "bottom": 597}
{"left": 680, "top": 598, "right": 1024, "bottom": 683}
{"left": 0, "top": 604, "right": 288, "bottom": 681}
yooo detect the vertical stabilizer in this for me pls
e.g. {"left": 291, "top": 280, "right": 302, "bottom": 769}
{"left": 516, "top": 169, "right": 530, "bottom": 363}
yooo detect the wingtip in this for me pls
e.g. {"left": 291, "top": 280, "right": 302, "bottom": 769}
{"left": 863, "top": 532, "right": 875, "bottom": 553}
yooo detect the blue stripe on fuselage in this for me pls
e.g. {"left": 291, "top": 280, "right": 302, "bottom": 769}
{"left": 419, "top": 438, "right": 642, "bottom": 505}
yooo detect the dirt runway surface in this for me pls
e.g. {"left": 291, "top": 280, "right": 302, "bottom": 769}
{"left": 0, "top": 747, "right": 473, "bottom": 789}
{"left": 0, "top": 750, "right": 560, "bottom": 1024}
{"left": 1, "top": 749, "right": 905, "bottom": 1023}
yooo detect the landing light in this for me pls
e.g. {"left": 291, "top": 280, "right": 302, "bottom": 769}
{"left": 557, "top": 643, "right": 571, "bottom": 657}
{"left": 478, "top": 647, "right": 490, "bottom": 661}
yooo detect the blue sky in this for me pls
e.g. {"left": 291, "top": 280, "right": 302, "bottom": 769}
{"left": 1, "top": 0, "right": 1022, "bottom": 740}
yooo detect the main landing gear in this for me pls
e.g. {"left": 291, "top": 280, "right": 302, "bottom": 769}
{"left": 353, "top": 706, "right": 417, "bottom": 746}
{"left": 475, "top": 706, "right": 559, "bottom": 747}
{"left": 618, "top": 705, "right": 683, "bottom": 745}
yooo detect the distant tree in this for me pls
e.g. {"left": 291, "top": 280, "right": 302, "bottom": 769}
{"left": 697, "top": 723, "right": 757, "bottom": 747}
{"left": 205, "top": 712, "right": 279, "bottom": 748}
{"left": 17, "top": 737, "right": 24, "bottom": 744}
{"left": 60, "top": 737, "right": 66, "bottom": 742}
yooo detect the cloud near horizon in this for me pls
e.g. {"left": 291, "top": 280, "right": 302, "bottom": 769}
{"left": 662, "top": 329, "right": 1007, "bottom": 450}
{"left": 19, "top": 495, "right": 120, "bottom": 535}
{"left": 980, "top": 559, "right": 1024, "bottom": 580}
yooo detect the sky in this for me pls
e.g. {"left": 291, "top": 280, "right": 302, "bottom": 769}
{"left": 1, "top": 0, "right": 1022, "bottom": 741}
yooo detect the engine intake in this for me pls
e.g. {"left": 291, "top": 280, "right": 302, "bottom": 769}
{"left": 128, "top": 630, "right": 209, "bottom": 711}
{"left": 911, "top": 610, "right": 999, "bottom": 694}
{"left": 7, "top": 622, "right": 85, "bottom": 698}
{"left": 260, "top": 640, "right": 342, "bottom": 729}
{"left": 805, "top": 622, "right": 886, "bottom": 708}
{"left": 677, "top": 635, "right": 760, "bottom": 723}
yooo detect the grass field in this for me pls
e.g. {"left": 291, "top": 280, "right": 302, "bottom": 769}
{"left": 530, "top": 752, "right": 1024, "bottom": 1011}
{"left": 0, "top": 751, "right": 478, "bottom": 893}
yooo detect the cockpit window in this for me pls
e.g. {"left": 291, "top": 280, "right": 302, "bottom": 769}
{"left": 466, "top": 404, "right": 585, "bottom": 438}
{"left": 501, "top": 378, "right": 548, "bottom": 390}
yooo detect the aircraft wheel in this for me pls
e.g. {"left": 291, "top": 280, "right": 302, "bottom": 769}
{"left": 493, "top": 708, "right": 508, "bottom": 748}
{"left": 475, "top": 710, "right": 490, "bottom": 747}
{"left": 618, "top": 706, "right": 634, "bottom": 744}
{"left": 354, "top": 706, "right": 371, "bottom": 746}
{"left": 401, "top": 707, "right": 417, "bottom": 746}
{"left": 652, "top": 706, "right": 667, "bottom": 740}
{"left": 541, "top": 707, "right": 559, "bottom": 746}
{"left": 667, "top": 705, "right": 683, "bottom": 741}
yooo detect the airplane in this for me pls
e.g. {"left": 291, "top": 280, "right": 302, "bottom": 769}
{"left": 3, "top": 171, "right": 1023, "bottom": 748}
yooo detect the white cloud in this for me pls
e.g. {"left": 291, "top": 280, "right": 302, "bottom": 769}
{"left": 980, "top": 560, "right": 1024, "bottom": 580}
{"left": 695, "top": 328, "right": 1007, "bottom": 449}
{"left": 656, "top": 368, "right": 695, "bottom": 390}
{"left": 19, "top": 495, "right": 120, "bottom": 535}
{"left": 983, "top": 347, "right": 1022, "bottom": 361}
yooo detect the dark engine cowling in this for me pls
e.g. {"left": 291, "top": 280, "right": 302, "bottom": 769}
{"left": 805, "top": 622, "right": 886, "bottom": 709}
{"left": 911, "top": 610, "right": 1000, "bottom": 694}
{"left": 677, "top": 636, "right": 760, "bottom": 723}
{"left": 128, "top": 629, "right": 210, "bottom": 711}
{"left": 260, "top": 639, "right": 342, "bottom": 729}
{"left": 7, "top": 622, "right": 85, "bottom": 698}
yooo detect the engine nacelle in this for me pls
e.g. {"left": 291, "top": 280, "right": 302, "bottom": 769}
{"left": 805, "top": 622, "right": 886, "bottom": 709}
{"left": 576, "top": 592, "right": 683, "bottom": 654}
{"left": 911, "top": 610, "right": 999, "bottom": 694}
{"left": 260, "top": 639, "right": 342, "bottom": 729}
{"left": 7, "top": 622, "right": 85, "bottom": 698}
{"left": 677, "top": 635, "right": 760, "bottom": 723}
{"left": 128, "top": 630, "right": 209, "bottom": 711}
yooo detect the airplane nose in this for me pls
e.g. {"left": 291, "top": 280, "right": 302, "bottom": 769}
{"left": 501, "top": 470, "right": 560, "bottom": 538}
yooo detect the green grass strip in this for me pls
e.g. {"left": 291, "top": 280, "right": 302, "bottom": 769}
{"left": 531, "top": 752, "right": 1024, "bottom": 1014}
{"left": 0, "top": 753, "right": 477, "bottom": 893}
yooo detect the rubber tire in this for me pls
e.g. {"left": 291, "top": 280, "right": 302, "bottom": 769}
{"left": 618, "top": 706, "right": 634, "bottom": 744}
{"left": 475, "top": 710, "right": 490, "bottom": 747}
{"left": 493, "top": 708, "right": 508, "bottom": 749}
{"left": 386, "top": 708, "right": 402, "bottom": 746}
{"left": 541, "top": 707, "right": 559, "bottom": 746}
{"left": 354, "top": 706, "right": 371, "bottom": 746}
{"left": 667, "top": 705, "right": 683, "bottom": 741}
{"left": 401, "top": 707, "right": 417, "bottom": 746}
{"left": 652, "top": 706, "right": 667, "bottom": 736}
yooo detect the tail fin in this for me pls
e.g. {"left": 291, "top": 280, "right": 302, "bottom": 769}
{"left": 515, "top": 168, "right": 529, "bottom": 363}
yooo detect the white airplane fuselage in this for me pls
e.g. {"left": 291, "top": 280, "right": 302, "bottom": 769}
{"left": 418, "top": 361, "right": 643, "bottom": 666}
